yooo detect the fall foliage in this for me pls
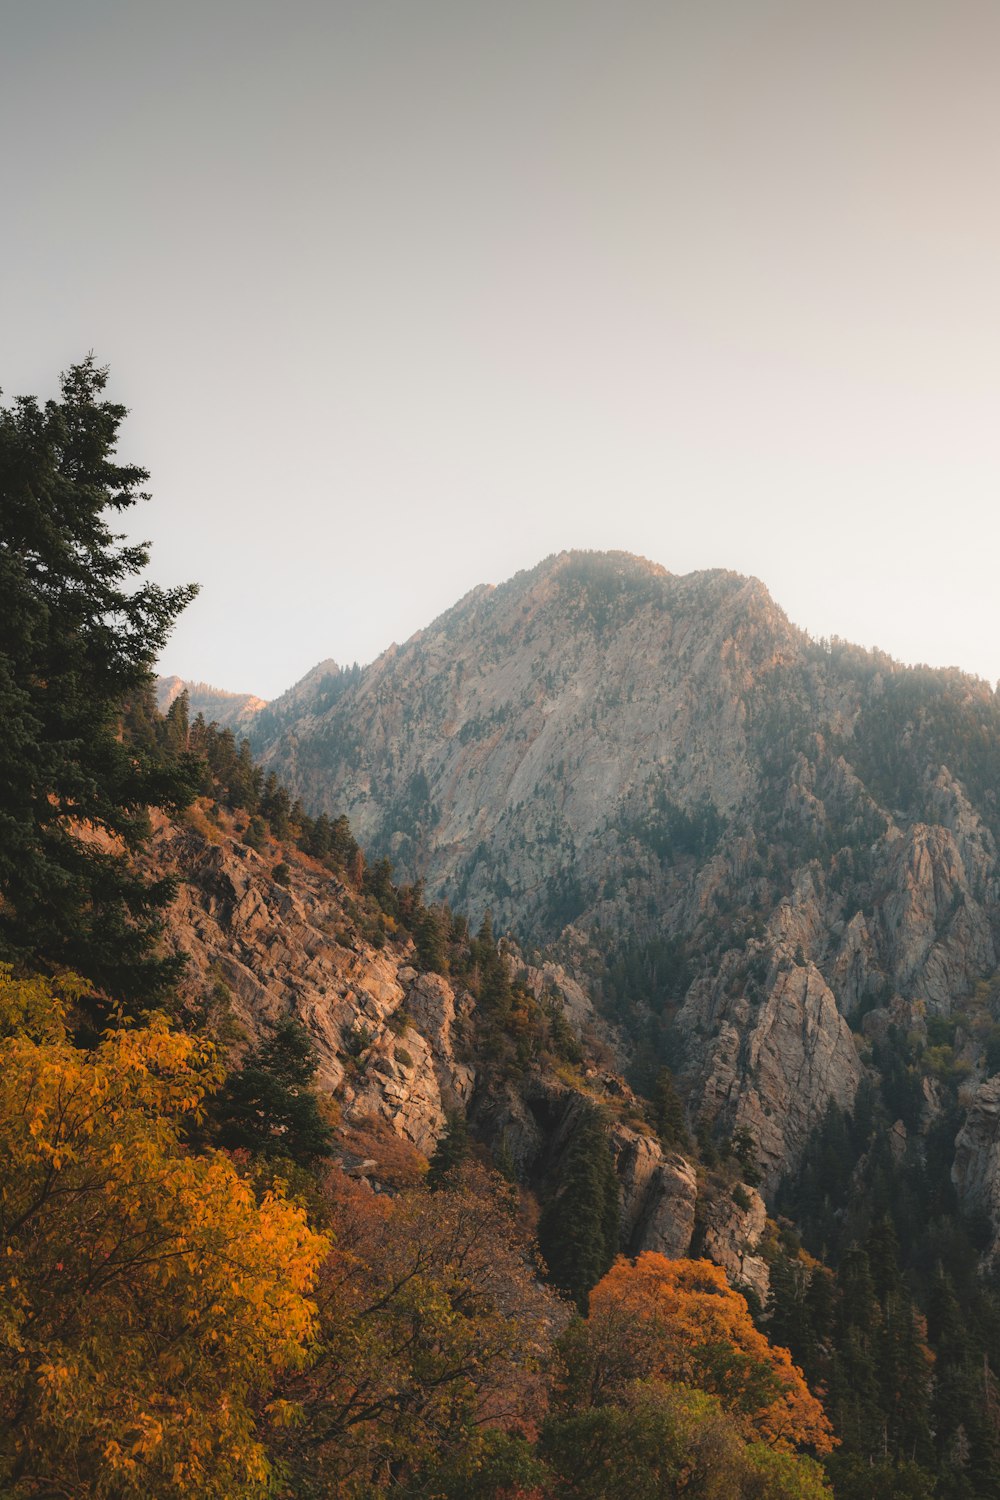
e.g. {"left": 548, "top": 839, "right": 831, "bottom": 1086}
{"left": 271, "top": 1161, "right": 562, "bottom": 1495}
{"left": 582, "top": 1254, "right": 836, "bottom": 1455}
{"left": 540, "top": 1380, "right": 832, "bottom": 1500}
{"left": 0, "top": 969, "right": 329, "bottom": 1497}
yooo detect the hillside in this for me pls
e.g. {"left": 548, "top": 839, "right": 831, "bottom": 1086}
{"left": 144, "top": 800, "right": 770, "bottom": 1299}
{"left": 249, "top": 550, "right": 1000, "bottom": 1195}
{"left": 11, "top": 365, "right": 996, "bottom": 1497}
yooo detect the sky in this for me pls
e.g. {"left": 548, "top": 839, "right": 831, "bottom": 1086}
{"left": 3, "top": 0, "right": 1000, "bottom": 698}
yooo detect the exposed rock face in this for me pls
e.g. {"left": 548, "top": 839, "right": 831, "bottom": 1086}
{"left": 156, "top": 676, "right": 267, "bottom": 732}
{"left": 831, "top": 912, "right": 880, "bottom": 1018}
{"left": 149, "top": 813, "right": 474, "bottom": 1155}
{"left": 143, "top": 804, "right": 826, "bottom": 1305}
{"left": 607, "top": 1113, "right": 769, "bottom": 1301}
{"left": 687, "top": 960, "right": 863, "bottom": 1189}
{"left": 879, "top": 823, "right": 996, "bottom": 1013}
{"left": 254, "top": 556, "right": 800, "bottom": 933}
{"left": 610, "top": 1124, "right": 698, "bottom": 1258}
{"left": 636, "top": 1159, "right": 700, "bottom": 1259}
{"left": 953, "top": 1078, "right": 1000, "bottom": 1255}
{"left": 341, "top": 972, "right": 477, "bottom": 1155}
{"left": 240, "top": 550, "right": 1000, "bottom": 1193}
{"left": 699, "top": 1186, "right": 770, "bottom": 1305}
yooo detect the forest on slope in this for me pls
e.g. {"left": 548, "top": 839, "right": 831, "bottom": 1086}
{"left": 2, "top": 364, "right": 1000, "bottom": 1498}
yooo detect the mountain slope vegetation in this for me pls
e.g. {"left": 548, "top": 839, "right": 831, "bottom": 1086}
{"left": 1, "top": 366, "right": 847, "bottom": 1498}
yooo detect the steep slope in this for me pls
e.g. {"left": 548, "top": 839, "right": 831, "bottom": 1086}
{"left": 146, "top": 805, "right": 766, "bottom": 1288}
{"left": 254, "top": 553, "right": 802, "bottom": 928}
{"left": 252, "top": 550, "right": 1000, "bottom": 1187}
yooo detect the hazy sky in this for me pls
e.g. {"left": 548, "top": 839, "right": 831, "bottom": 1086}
{"left": 4, "top": 1, "right": 1000, "bottom": 697}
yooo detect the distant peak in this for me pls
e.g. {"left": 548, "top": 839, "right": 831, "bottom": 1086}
{"left": 536, "top": 548, "right": 670, "bottom": 581}
{"left": 290, "top": 658, "right": 341, "bottom": 691}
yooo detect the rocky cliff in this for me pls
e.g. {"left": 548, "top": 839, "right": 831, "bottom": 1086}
{"left": 247, "top": 551, "right": 1000, "bottom": 1193}
{"left": 150, "top": 805, "right": 768, "bottom": 1287}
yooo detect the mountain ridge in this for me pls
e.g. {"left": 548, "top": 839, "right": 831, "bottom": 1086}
{"left": 223, "top": 550, "right": 1000, "bottom": 1205}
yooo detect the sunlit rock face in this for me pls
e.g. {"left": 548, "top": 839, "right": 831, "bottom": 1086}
{"left": 156, "top": 675, "right": 268, "bottom": 733}
{"left": 148, "top": 812, "right": 476, "bottom": 1156}
{"left": 248, "top": 550, "right": 1000, "bottom": 1191}
{"left": 150, "top": 809, "right": 758, "bottom": 1284}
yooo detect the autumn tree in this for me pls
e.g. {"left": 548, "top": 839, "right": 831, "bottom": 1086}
{"left": 0, "top": 359, "right": 199, "bottom": 1003}
{"left": 579, "top": 1254, "right": 835, "bottom": 1454}
{"left": 0, "top": 969, "right": 328, "bottom": 1497}
{"left": 271, "top": 1162, "right": 561, "bottom": 1494}
{"left": 541, "top": 1379, "right": 832, "bottom": 1499}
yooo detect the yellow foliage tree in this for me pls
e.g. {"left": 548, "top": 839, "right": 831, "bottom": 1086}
{"left": 583, "top": 1254, "right": 836, "bottom": 1454}
{"left": 0, "top": 969, "right": 329, "bottom": 1498}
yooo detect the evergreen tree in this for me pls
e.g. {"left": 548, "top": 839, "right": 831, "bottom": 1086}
{"left": 161, "top": 689, "right": 190, "bottom": 756}
{"left": 0, "top": 359, "right": 198, "bottom": 1001}
{"left": 367, "top": 856, "right": 398, "bottom": 916}
{"left": 414, "top": 904, "right": 448, "bottom": 974}
{"left": 213, "top": 1018, "right": 334, "bottom": 1165}
{"left": 729, "top": 1124, "right": 763, "bottom": 1186}
{"left": 652, "top": 1066, "right": 689, "bottom": 1150}
{"left": 306, "top": 812, "right": 332, "bottom": 860}
{"left": 426, "top": 1110, "right": 470, "bottom": 1189}
{"left": 472, "top": 913, "right": 513, "bottom": 1020}
{"left": 877, "top": 1291, "right": 933, "bottom": 1467}
{"left": 867, "top": 1216, "right": 903, "bottom": 1303}
{"left": 766, "top": 1252, "right": 815, "bottom": 1372}
{"left": 538, "top": 1103, "right": 620, "bottom": 1310}
{"left": 828, "top": 1248, "right": 884, "bottom": 1456}
{"left": 228, "top": 739, "right": 261, "bottom": 811}
{"left": 330, "top": 814, "right": 360, "bottom": 871}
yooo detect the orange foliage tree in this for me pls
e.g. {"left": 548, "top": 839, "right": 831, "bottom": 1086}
{"left": 0, "top": 969, "right": 329, "bottom": 1498}
{"left": 581, "top": 1254, "right": 835, "bottom": 1454}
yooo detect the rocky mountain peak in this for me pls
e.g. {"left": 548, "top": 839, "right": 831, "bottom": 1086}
{"left": 237, "top": 551, "right": 1000, "bottom": 1196}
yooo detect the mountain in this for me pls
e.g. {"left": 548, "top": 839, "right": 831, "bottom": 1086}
{"left": 156, "top": 674, "right": 268, "bottom": 732}
{"left": 14, "top": 363, "right": 996, "bottom": 1494}
{"left": 250, "top": 549, "right": 1000, "bottom": 1195}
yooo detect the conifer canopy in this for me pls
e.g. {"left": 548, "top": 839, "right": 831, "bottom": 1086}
{"left": 0, "top": 359, "right": 198, "bottom": 1001}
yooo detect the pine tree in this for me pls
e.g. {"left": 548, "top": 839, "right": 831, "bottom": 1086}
{"left": 162, "top": 689, "right": 190, "bottom": 756}
{"left": 473, "top": 912, "right": 513, "bottom": 1020}
{"left": 414, "top": 904, "right": 448, "bottom": 974}
{"left": 652, "top": 1066, "right": 689, "bottom": 1151}
{"left": 538, "top": 1103, "right": 620, "bottom": 1310}
{"left": 213, "top": 1018, "right": 334, "bottom": 1165}
{"left": 877, "top": 1291, "right": 933, "bottom": 1466}
{"left": 867, "top": 1216, "right": 903, "bottom": 1303}
{"left": 0, "top": 359, "right": 198, "bottom": 1002}
{"left": 426, "top": 1110, "right": 470, "bottom": 1189}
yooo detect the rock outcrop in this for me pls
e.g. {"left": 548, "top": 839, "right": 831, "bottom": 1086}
{"left": 149, "top": 812, "right": 474, "bottom": 1155}
{"left": 953, "top": 1077, "right": 1000, "bottom": 1255}
{"left": 699, "top": 1186, "right": 770, "bottom": 1305}
{"left": 610, "top": 1123, "right": 698, "bottom": 1258}
{"left": 156, "top": 675, "right": 267, "bottom": 732}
